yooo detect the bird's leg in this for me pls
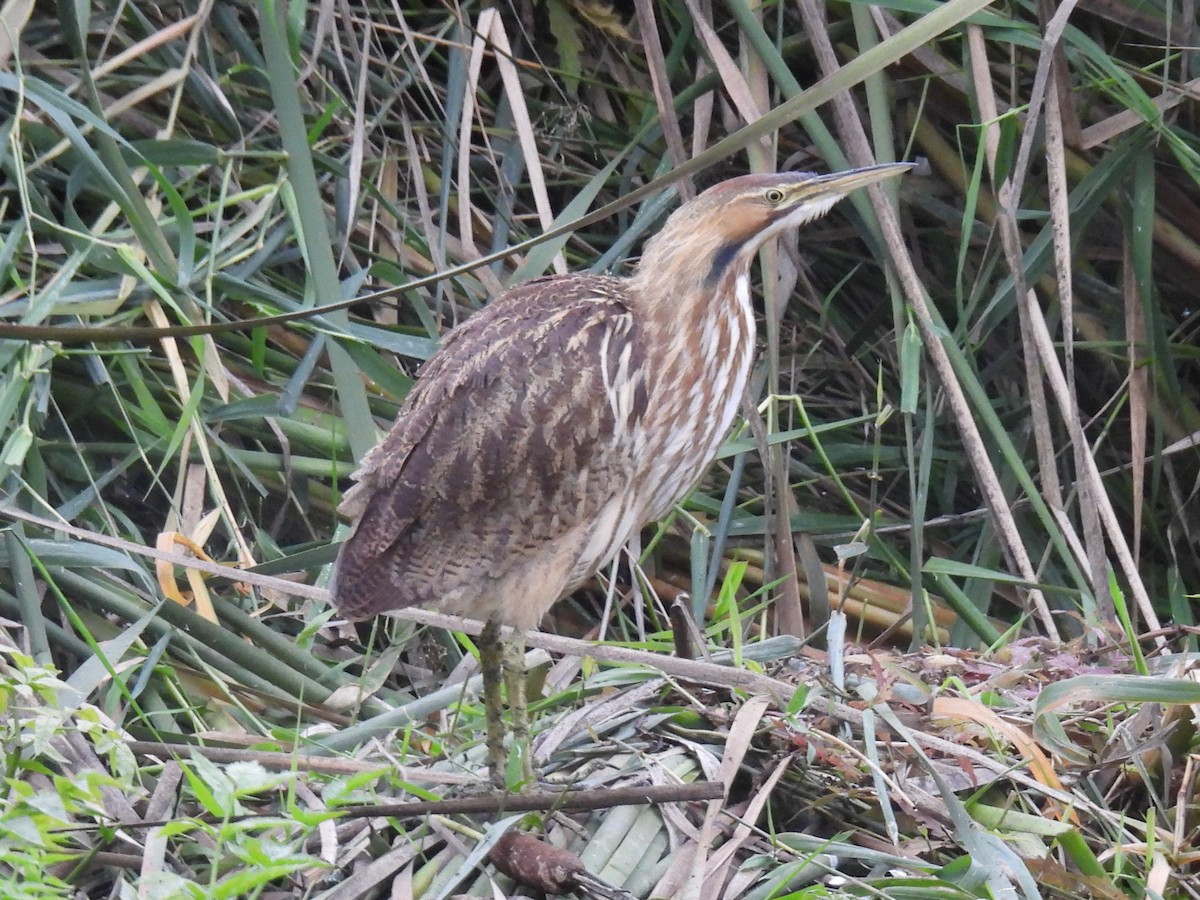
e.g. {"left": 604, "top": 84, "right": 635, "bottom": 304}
{"left": 502, "top": 629, "right": 533, "bottom": 785}
{"left": 478, "top": 618, "right": 507, "bottom": 788}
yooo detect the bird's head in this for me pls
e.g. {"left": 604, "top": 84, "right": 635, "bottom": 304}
{"left": 633, "top": 163, "right": 912, "bottom": 297}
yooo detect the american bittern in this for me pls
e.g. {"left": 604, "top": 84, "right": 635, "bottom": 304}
{"left": 333, "top": 164, "right": 911, "bottom": 785}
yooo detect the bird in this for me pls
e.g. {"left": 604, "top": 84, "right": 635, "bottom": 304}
{"left": 332, "top": 163, "right": 912, "bottom": 786}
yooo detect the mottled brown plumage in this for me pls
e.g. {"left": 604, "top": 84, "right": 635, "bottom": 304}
{"left": 335, "top": 277, "right": 648, "bottom": 630}
{"left": 333, "top": 164, "right": 911, "bottom": 783}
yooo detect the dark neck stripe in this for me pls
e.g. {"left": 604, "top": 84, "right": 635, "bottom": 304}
{"left": 706, "top": 242, "right": 741, "bottom": 285}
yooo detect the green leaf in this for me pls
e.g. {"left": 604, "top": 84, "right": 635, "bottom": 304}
{"left": 545, "top": 0, "right": 583, "bottom": 97}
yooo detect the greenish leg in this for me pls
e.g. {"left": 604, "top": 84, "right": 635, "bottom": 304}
{"left": 502, "top": 630, "right": 533, "bottom": 785}
{"left": 479, "top": 618, "right": 507, "bottom": 788}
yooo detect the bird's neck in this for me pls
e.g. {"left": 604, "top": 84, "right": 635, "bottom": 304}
{"left": 628, "top": 230, "right": 760, "bottom": 403}
{"left": 624, "top": 235, "right": 761, "bottom": 521}
{"left": 630, "top": 229, "right": 755, "bottom": 336}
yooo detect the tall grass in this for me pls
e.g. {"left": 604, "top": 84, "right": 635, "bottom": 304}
{"left": 1, "top": 1, "right": 1198, "bottom": 897}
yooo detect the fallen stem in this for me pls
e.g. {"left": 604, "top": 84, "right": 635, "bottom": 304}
{"left": 335, "top": 780, "right": 726, "bottom": 819}
{"left": 50, "top": 781, "right": 725, "bottom": 834}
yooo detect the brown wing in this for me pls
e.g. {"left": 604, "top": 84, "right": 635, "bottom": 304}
{"left": 332, "top": 275, "right": 650, "bottom": 624}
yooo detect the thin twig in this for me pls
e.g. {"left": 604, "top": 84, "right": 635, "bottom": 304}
{"left": 50, "top": 781, "right": 725, "bottom": 834}
{"left": 339, "top": 781, "right": 725, "bottom": 819}
{"left": 126, "top": 740, "right": 475, "bottom": 783}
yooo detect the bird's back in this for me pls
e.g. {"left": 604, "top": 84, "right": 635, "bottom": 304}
{"left": 333, "top": 274, "right": 653, "bottom": 629}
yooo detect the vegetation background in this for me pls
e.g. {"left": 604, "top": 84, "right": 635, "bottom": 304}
{"left": 1, "top": 0, "right": 1198, "bottom": 897}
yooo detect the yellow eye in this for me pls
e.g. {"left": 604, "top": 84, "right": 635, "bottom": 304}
{"left": 765, "top": 188, "right": 785, "bottom": 203}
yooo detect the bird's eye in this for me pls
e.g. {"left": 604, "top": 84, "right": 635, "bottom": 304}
{"left": 765, "top": 188, "right": 785, "bottom": 204}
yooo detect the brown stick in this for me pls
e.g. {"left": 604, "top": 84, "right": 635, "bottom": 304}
{"left": 125, "top": 741, "right": 476, "bottom": 783}
{"left": 341, "top": 780, "right": 725, "bottom": 819}
{"left": 50, "top": 781, "right": 725, "bottom": 835}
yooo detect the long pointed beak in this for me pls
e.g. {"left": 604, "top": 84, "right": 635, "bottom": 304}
{"left": 800, "top": 161, "right": 914, "bottom": 198}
